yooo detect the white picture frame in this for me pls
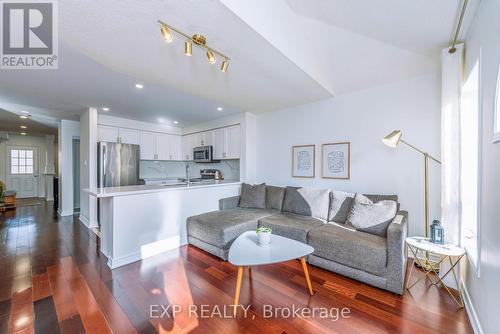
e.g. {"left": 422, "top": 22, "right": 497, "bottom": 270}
{"left": 292, "top": 145, "right": 315, "bottom": 178}
{"left": 321, "top": 142, "right": 350, "bottom": 179}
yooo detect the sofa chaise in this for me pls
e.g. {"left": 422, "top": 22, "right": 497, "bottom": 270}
{"left": 187, "top": 185, "right": 408, "bottom": 294}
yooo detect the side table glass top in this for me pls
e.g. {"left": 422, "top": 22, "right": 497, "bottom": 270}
{"left": 406, "top": 236, "right": 465, "bottom": 257}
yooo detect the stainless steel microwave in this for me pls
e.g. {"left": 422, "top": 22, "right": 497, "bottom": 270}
{"left": 193, "top": 146, "right": 213, "bottom": 162}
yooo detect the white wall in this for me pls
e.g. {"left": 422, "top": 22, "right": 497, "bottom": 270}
{"left": 79, "top": 108, "right": 98, "bottom": 227}
{"left": 461, "top": 1, "right": 500, "bottom": 333}
{"left": 255, "top": 74, "right": 441, "bottom": 237}
{"left": 58, "top": 120, "right": 80, "bottom": 216}
{"left": 0, "top": 134, "right": 53, "bottom": 198}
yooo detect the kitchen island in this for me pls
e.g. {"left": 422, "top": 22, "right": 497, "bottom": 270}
{"left": 85, "top": 180, "right": 241, "bottom": 269}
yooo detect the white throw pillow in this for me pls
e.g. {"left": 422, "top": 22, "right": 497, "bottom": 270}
{"left": 297, "top": 187, "right": 330, "bottom": 221}
{"left": 346, "top": 194, "right": 397, "bottom": 236}
{"left": 329, "top": 190, "right": 355, "bottom": 223}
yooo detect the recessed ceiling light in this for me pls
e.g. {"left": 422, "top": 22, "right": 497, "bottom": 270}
{"left": 173, "top": 121, "right": 179, "bottom": 124}
{"left": 19, "top": 115, "right": 29, "bottom": 119}
{"left": 135, "top": 83, "right": 144, "bottom": 89}
{"left": 20, "top": 132, "right": 26, "bottom": 135}
{"left": 20, "top": 125, "right": 27, "bottom": 129}
{"left": 217, "top": 107, "right": 223, "bottom": 111}
{"left": 102, "top": 107, "right": 110, "bottom": 111}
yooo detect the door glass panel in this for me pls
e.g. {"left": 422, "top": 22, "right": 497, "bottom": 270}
{"left": 11, "top": 150, "right": 18, "bottom": 157}
{"left": 26, "top": 166, "right": 33, "bottom": 174}
{"left": 10, "top": 149, "right": 34, "bottom": 174}
{"left": 19, "top": 150, "right": 25, "bottom": 158}
{"left": 11, "top": 166, "right": 18, "bottom": 174}
{"left": 19, "top": 166, "right": 26, "bottom": 174}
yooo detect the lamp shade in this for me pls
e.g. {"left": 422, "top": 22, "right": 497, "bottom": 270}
{"left": 382, "top": 130, "right": 402, "bottom": 148}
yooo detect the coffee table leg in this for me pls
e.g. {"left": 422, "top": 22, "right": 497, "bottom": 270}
{"left": 300, "top": 257, "right": 314, "bottom": 295}
{"left": 233, "top": 266, "right": 244, "bottom": 317}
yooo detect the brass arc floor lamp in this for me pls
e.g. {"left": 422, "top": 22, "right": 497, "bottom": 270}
{"left": 382, "top": 130, "right": 441, "bottom": 238}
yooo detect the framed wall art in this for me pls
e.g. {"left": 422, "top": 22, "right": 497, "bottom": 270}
{"left": 292, "top": 145, "right": 315, "bottom": 178}
{"left": 321, "top": 142, "right": 350, "bottom": 179}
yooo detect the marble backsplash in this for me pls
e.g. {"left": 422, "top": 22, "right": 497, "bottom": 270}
{"left": 139, "top": 159, "right": 240, "bottom": 181}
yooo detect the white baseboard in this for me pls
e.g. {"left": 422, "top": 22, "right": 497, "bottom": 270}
{"left": 57, "top": 209, "right": 74, "bottom": 217}
{"left": 79, "top": 214, "right": 89, "bottom": 227}
{"left": 461, "top": 278, "right": 483, "bottom": 334}
{"left": 106, "top": 236, "right": 188, "bottom": 269}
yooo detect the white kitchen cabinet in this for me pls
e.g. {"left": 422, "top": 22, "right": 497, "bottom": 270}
{"left": 182, "top": 134, "right": 196, "bottom": 161}
{"left": 224, "top": 125, "right": 241, "bottom": 159}
{"left": 212, "top": 128, "right": 225, "bottom": 160}
{"left": 204, "top": 130, "right": 214, "bottom": 147}
{"left": 98, "top": 125, "right": 119, "bottom": 143}
{"left": 118, "top": 128, "right": 139, "bottom": 145}
{"left": 193, "top": 132, "right": 206, "bottom": 147}
{"left": 169, "top": 135, "right": 183, "bottom": 160}
{"left": 155, "top": 134, "right": 170, "bottom": 161}
{"left": 139, "top": 132, "right": 155, "bottom": 160}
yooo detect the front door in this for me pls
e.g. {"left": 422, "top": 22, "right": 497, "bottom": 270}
{"left": 6, "top": 146, "right": 38, "bottom": 198}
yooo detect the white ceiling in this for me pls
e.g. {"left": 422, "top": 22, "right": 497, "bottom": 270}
{"left": 221, "top": 0, "right": 480, "bottom": 96}
{"left": 0, "top": 0, "right": 479, "bottom": 127}
{"left": 0, "top": 109, "right": 57, "bottom": 136}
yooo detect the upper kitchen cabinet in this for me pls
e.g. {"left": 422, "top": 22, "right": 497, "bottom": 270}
{"left": 169, "top": 135, "right": 183, "bottom": 160}
{"left": 225, "top": 125, "right": 241, "bottom": 159}
{"left": 155, "top": 134, "right": 170, "bottom": 161}
{"left": 98, "top": 125, "right": 119, "bottom": 143}
{"left": 139, "top": 131, "right": 155, "bottom": 160}
{"left": 118, "top": 128, "right": 139, "bottom": 145}
{"left": 182, "top": 134, "right": 196, "bottom": 161}
{"left": 98, "top": 125, "right": 139, "bottom": 145}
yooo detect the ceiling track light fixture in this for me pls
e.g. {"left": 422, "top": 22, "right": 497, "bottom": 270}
{"left": 157, "top": 19, "right": 230, "bottom": 72}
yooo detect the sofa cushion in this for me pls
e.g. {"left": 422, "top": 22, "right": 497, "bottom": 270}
{"left": 187, "top": 208, "right": 278, "bottom": 249}
{"left": 346, "top": 194, "right": 397, "bottom": 237}
{"left": 239, "top": 183, "right": 266, "bottom": 209}
{"left": 266, "top": 186, "right": 285, "bottom": 211}
{"left": 258, "top": 212, "right": 324, "bottom": 243}
{"left": 281, "top": 187, "right": 311, "bottom": 216}
{"left": 328, "top": 190, "right": 355, "bottom": 223}
{"left": 297, "top": 187, "right": 330, "bottom": 220}
{"left": 308, "top": 223, "right": 388, "bottom": 276}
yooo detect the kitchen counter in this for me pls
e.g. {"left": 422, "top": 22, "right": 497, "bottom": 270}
{"left": 84, "top": 180, "right": 240, "bottom": 198}
{"left": 86, "top": 179, "right": 241, "bottom": 270}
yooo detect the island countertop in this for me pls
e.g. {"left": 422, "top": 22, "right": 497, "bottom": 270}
{"left": 84, "top": 180, "right": 241, "bottom": 198}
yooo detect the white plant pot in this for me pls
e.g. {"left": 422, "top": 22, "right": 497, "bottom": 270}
{"left": 257, "top": 232, "right": 271, "bottom": 246}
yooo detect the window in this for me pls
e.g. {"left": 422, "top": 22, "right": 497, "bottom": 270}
{"left": 494, "top": 64, "right": 500, "bottom": 143}
{"left": 10, "top": 149, "right": 34, "bottom": 174}
{"left": 460, "top": 59, "right": 481, "bottom": 274}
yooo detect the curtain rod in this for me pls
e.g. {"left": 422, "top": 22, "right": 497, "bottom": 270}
{"left": 449, "top": 0, "right": 469, "bottom": 53}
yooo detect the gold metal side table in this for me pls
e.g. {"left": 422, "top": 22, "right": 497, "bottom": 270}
{"left": 405, "top": 237, "right": 466, "bottom": 308}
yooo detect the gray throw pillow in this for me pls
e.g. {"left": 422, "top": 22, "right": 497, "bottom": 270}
{"left": 328, "top": 190, "right": 355, "bottom": 223}
{"left": 346, "top": 193, "right": 397, "bottom": 237}
{"left": 281, "top": 187, "right": 312, "bottom": 216}
{"left": 239, "top": 183, "right": 266, "bottom": 209}
{"left": 266, "top": 186, "right": 285, "bottom": 211}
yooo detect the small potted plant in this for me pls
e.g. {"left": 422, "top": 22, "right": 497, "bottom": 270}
{"left": 256, "top": 226, "right": 272, "bottom": 246}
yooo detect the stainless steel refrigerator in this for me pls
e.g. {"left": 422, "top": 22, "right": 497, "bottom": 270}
{"left": 97, "top": 142, "right": 140, "bottom": 188}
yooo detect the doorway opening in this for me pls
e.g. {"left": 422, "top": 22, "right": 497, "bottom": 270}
{"left": 72, "top": 138, "right": 80, "bottom": 212}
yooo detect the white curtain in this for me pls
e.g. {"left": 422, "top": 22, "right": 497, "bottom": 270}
{"left": 440, "top": 44, "right": 463, "bottom": 287}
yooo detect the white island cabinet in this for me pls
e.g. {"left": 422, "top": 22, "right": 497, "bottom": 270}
{"left": 86, "top": 181, "right": 241, "bottom": 269}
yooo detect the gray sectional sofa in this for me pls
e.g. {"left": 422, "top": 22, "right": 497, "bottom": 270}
{"left": 187, "top": 185, "right": 408, "bottom": 294}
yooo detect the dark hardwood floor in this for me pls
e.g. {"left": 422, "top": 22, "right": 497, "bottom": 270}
{"left": 0, "top": 201, "right": 473, "bottom": 333}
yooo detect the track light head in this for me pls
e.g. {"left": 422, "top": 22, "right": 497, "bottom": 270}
{"left": 160, "top": 26, "right": 173, "bottom": 43}
{"left": 221, "top": 59, "right": 229, "bottom": 72}
{"left": 184, "top": 41, "right": 192, "bottom": 56}
{"left": 206, "top": 50, "right": 216, "bottom": 64}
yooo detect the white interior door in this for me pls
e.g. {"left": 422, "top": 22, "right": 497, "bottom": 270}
{"left": 6, "top": 146, "right": 38, "bottom": 198}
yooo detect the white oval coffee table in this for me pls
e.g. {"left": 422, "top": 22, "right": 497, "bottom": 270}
{"left": 228, "top": 231, "right": 315, "bottom": 316}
